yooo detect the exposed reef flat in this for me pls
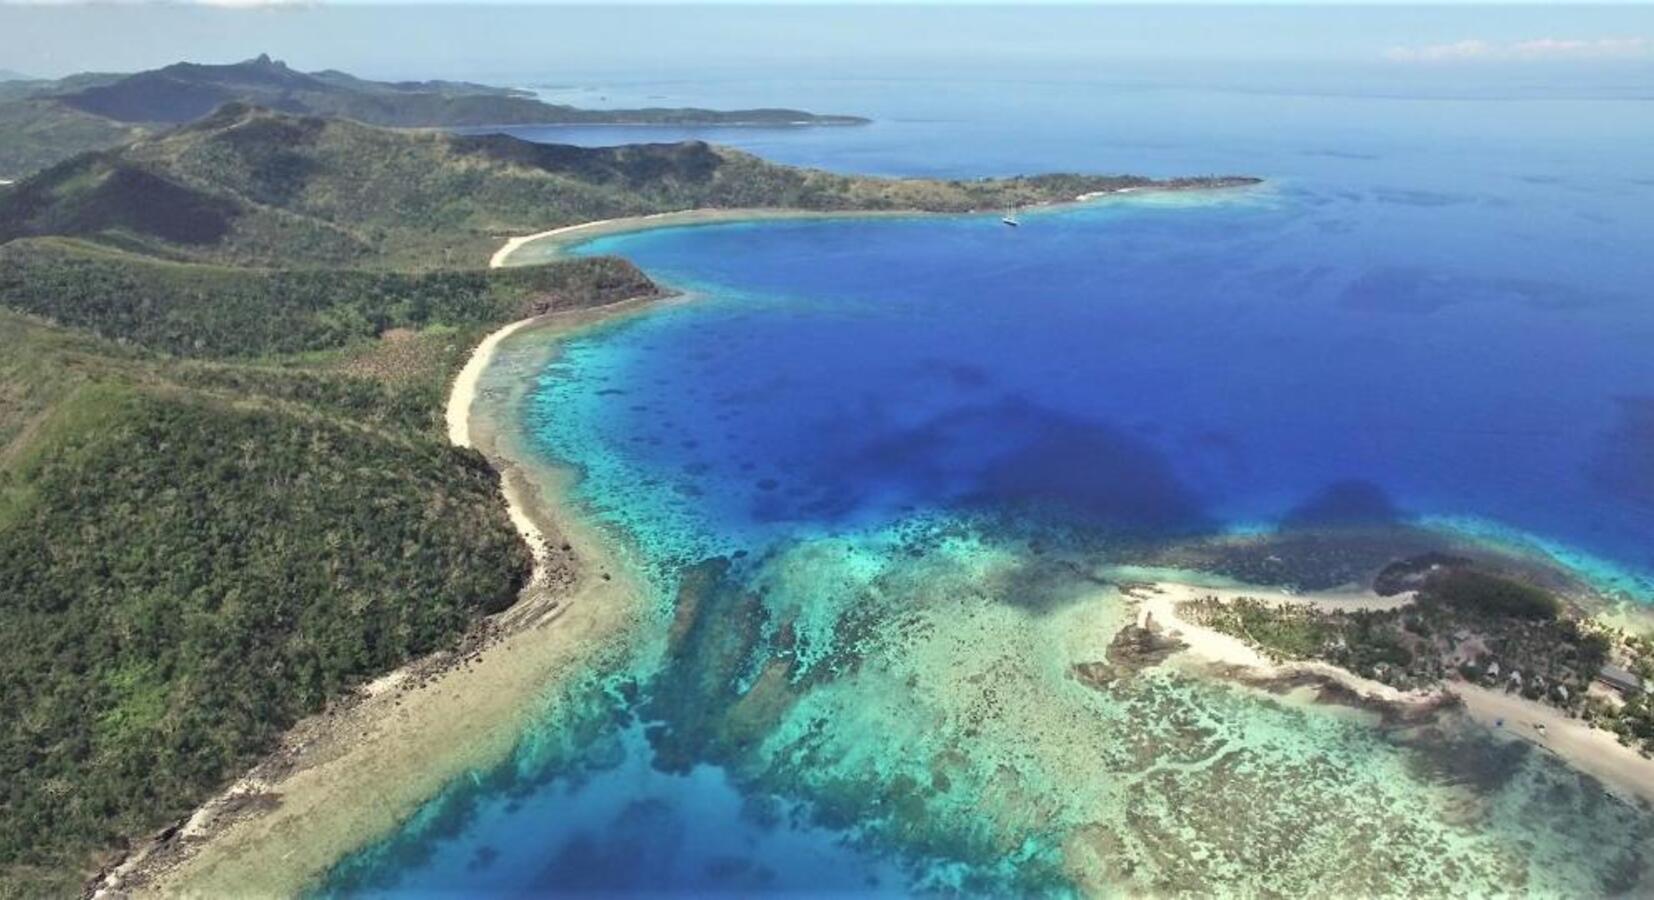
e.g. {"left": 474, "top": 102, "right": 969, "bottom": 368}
{"left": 612, "top": 520, "right": 1654, "bottom": 894}
{"left": 308, "top": 496, "right": 1654, "bottom": 894}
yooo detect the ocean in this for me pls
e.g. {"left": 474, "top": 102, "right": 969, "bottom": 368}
{"left": 321, "top": 16, "right": 1654, "bottom": 896}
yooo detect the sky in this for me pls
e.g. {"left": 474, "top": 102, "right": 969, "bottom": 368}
{"left": 0, "top": 3, "right": 1650, "bottom": 82}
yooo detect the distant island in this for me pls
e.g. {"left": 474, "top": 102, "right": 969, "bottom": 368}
{"left": 0, "top": 100, "right": 1258, "bottom": 895}
{"left": 0, "top": 54, "right": 869, "bottom": 180}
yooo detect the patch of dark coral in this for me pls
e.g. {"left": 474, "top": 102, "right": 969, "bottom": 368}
{"left": 1373, "top": 552, "right": 1473, "bottom": 596}
{"left": 1121, "top": 526, "right": 1605, "bottom": 608}
{"left": 643, "top": 556, "right": 801, "bottom": 774}
{"left": 1073, "top": 620, "right": 1189, "bottom": 691}
{"left": 1121, "top": 526, "right": 1453, "bottom": 592}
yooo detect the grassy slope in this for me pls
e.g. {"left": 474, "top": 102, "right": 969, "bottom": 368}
{"left": 0, "top": 100, "right": 145, "bottom": 181}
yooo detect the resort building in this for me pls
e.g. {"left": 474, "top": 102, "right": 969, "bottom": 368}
{"left": 1597, "top": 664, "right": 1645, "bottom": 696}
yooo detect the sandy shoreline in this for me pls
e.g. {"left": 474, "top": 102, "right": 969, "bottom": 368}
{"left": 1136, "top": 580, "right": 1654, "bottom": 808}
{"left": 489, "top": 182, "right": 1252, "bottom": 269}
{"left": 491, "top": 207, "right": 921, "bottom": 268}
{"left": 1134, "top": 581, "right": 1432, "bottom": 707}
{"left": 447, "top": 317, "right": 535, "bottom": 445}
{"left": 114, "top": 301, "right": 663, "bottom": 897}
{"left": 1451, "top": 681, "right": 1654, "bottom": 807}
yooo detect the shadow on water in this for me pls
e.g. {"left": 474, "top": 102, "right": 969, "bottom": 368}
{"left": 529, "top": 798, "right": 690, "bottom": 893}
{"left": 911, "top": 356, "right": 994, "bottom": 391}
{"left": 1340, "top": 266, "right": 1622, "bottom": 315}
{"left": 1278, "top": 478, "right": 1405, "bottom": 531}
{"left": 824, "top": 396, "right": 1215, "bottom": 535}
{"left": 1592, "top": 396, "right": 1654, "bottom": 509}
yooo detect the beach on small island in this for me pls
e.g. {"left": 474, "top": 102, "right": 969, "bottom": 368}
{"left": 1133, "top": 580, "right": 1654, "bottom": 808}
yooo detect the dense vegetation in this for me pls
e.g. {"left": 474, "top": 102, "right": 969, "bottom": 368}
{"left": 0, "top": 55, "right": 864, "bottom": 180}
{"left": 0, "top": 169, "right": 658, "bottom": 890}
{"left": 1182, "top": 596, "right": 1415, "bottom": 672}
{"left": 1422, "top": 568, "right": 1561, "bottom": 620}
{"left": 0, "top": 309, "right": 542, "bottom": 896}
{"left": 0, "top": 238, "right": 656, "bottom": 357}
{"left": 0, "top": 189, "right": 659, "bottom": 891}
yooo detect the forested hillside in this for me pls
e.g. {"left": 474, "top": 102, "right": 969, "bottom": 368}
{"left": 0, "top": 104, "right": 1258, "bottom": 268}
{"left": 0, "top": 307, "right": 539, "bottom": 893}
{"left": 0, "top": 238, "right": 655, "bottom": 357}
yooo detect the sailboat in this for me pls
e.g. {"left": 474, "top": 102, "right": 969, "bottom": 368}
{"left": 1001, "top": 208, "right": 1021, "bottom": 227}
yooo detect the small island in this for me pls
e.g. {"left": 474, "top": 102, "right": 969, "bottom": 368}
{"left": 1121, "top": 551, "right": 1654, "bottom": 802}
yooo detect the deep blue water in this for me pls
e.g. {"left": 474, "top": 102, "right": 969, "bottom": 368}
{"left": 561, "top": 190, "right": 1654, "bottom": 576}
{"left": 525, "top": 68, "right": 1654, "bottom": 587}
{"left": 328, "top": 48, "right": 1654, "bottom": 896}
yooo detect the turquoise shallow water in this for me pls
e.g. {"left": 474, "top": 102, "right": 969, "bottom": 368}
{"left": 325, "top": 52, "right": 1654, "bottom": 897}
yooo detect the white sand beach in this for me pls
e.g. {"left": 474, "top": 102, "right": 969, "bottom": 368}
{"left": 1452, "top": 681, "right": 1654, "bottom": 806}
{"left": 490, "top": 211, "right": 695, "bottom": 268}
{"left": 488, "top": 208, "right": 900, "bottom": 268}
{"left": 1133, "top": 581, "right": 1430, "bottom": 706}
{"left": 446, "top": 317, "right": 537, "bottom": 447}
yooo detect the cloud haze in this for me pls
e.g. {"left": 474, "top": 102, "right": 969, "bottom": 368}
{"left": 1386, "top": 36, "right": 1650, "bottom": 62}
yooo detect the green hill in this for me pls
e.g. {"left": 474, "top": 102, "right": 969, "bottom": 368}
{"left": 0, "top": 55, "right": 867, "bottom": 180}
{"left": 0, "top": 99, "right": 147, "bottom": 181}
{"left": 0, "top": 237, "right": 658, "bottom": 894}
{"left": 0, "top": 309, "right": 536, "bottom": 896}
{"left": 55, "top": 55, "right": 868, "bottom": 129}
{"left": 0, "top": 112, "right": 679, "bottom": 893}
{"left": 0, "top": 104, "right": 1257, "bottom": 269}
